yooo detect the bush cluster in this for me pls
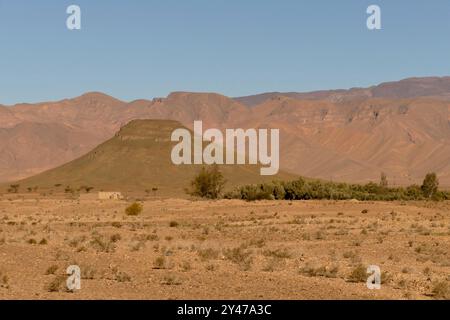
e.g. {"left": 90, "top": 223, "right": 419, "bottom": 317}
{"left": 186, "top": 165, "right": 226, "bottom": 199}
{"left": 225, "top": 173, "right": 448, "bottom": 202}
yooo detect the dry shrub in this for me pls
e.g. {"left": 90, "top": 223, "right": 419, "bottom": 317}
{"left": 125, "top": 202, "right": 143, "bottom": 216}
{"left": 347, "top": 264, "right": 367, "bottom": 283}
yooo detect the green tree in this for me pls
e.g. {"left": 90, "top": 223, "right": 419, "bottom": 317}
{"left": 421, "top": 173, "right": 439, "bottom": 198}
{"left": 379, "top": 172, "right": 388, "bottom": 188}
{"left": 187, "top": 165, "right": 226, "bottom": 199}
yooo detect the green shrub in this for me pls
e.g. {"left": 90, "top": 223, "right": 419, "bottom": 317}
{"left": 235, "top": 185, "right": 272, "bottom": 201}
{"left": 422, "top": 173, "right": 439, "bottom": 198}
{"left": 125, "top": 202, "right": 143, "bottom": 216}
{"left": 406, "top": 185, "right": 423, "bottom": 199}
{"left": 187, "top": 165, "right": 225, "bottom": 199}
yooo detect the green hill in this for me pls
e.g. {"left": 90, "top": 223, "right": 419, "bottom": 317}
{"left": 15, "top": 120, "right": 294, "bottom": 197}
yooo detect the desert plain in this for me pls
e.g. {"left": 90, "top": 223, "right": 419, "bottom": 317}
{"left": 0, "top": 197, "right": 448, "bottom": 300}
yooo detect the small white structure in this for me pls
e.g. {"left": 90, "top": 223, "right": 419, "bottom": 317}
{"left": 79, "top": 191, "right": 124, "bottom": 201}
{"left": 98, "top": 192, "right": 123, "bottom": 200}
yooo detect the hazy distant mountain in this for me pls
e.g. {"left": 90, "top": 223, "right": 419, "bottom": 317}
{"left": 235, "top": 77, "right": 450, "bottom": 106}
{"left": 2, "top": 76, "right": 450, "bottom": 186}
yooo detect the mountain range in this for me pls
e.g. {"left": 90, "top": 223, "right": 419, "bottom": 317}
{"left": 2, "top": 76, "right": 450, "bottom": 187}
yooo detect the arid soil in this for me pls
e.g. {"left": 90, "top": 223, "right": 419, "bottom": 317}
{"left": 0, "top": 198, "right": 449, "bottom": 300}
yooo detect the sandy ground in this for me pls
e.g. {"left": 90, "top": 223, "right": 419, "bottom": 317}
{"left": 0, "top": 198, "right": 449, "bottom": 300}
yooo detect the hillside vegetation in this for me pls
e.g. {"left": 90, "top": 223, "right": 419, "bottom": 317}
{"left": 224, "top": 173, "right": 448, "bottom": 201}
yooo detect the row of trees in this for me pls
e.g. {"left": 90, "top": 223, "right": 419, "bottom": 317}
{"left": 187, "top": 166, "right": 446, "bottom": 201}
{"left": 379, "top": 172, "right": 439, "bottom": 198}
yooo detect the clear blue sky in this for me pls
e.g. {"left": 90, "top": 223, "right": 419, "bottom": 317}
{"left": 1, "top": 0, "right": 450, "bottom": 105}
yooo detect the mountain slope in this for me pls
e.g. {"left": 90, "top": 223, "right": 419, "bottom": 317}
{"left": 0, "top": 122, "right": 96, "bottom": 182}
{"left": 242, "top": 96, "right": 450, "bottom": 185}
